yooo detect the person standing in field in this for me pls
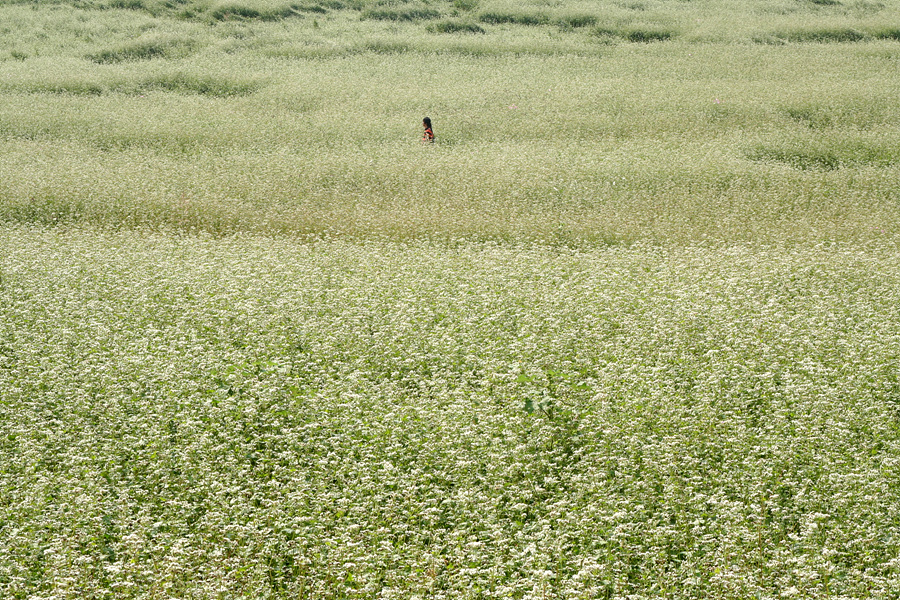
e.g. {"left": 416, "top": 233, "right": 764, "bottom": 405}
{"left": 422, "top": 117, "right": 434, "bottom": 143}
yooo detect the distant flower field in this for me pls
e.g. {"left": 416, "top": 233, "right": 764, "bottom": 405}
{"left": 2, "top": 0, "right": 900, "bottom": 597}
{"left": 1, "top": 0, "right": 900, "bottom": 244}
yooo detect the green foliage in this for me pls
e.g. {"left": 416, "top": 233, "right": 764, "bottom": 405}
{"left": 361, "top": 4, "right": 441, "bottom": 21}
{"left": 426, "top": 18, "right": 484, "bottom": 33}
{"left": 135, "top": 72, "right": 261, "bottom": 95}
{"left": 747, "top": 144, "right": 843, "bottom": 170}
{"left": 746, "top": 137, "right": 899, "bottom": 170}
{"left": 623, "top": 25, "right": 675, "bottom": 42}
{"left": 591, "top": 24, "right": 677, "bottom": 42}
{"left": 774, "top": 26, "right": 866, "bottom": 42}
{"left": 556, "top": 12, "right": 597, "bottom": 28}
{"left": 871, "top": 25, "right": 900, "bottom": 39}
{"left": 209, "top": 2, "right": 302, "bottom": 21}
{"left": 88, "top": 35, "right": 197, "bottom": 62}
{"left": 105, "top": 0, "right": 197, "bottom": 15}
{"left": 478, "top": 10, "right": 549, "bottom": 26}
{"left": 785, "top": 105, "right": 834, "bottom": 129}
{"left": 357, "top": 38, "right": 411, "bottom": 52}
{"left": 108, "top": 0, "right": 147, "bottom": 8}
{"left": 452, "top": 0, "right": 477, "bottom": 11}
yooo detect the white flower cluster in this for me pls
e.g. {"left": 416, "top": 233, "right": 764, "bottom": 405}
{"left": 1, "top": 226, "right": 899, "bottom": 598}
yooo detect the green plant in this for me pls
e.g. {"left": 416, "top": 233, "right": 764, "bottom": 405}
{"left": 88, "top": 36, "right": 197, "bottom": 63}
{"left": 426, "top": 19, "right": 484, "bottom": 33}
{"left": 361, "top": 5, "right": 441, "bottom": 21}
{"left": 775, "top": 27, "right": 866, "bottom": 42}
{"left": 478, "top": 10, "right": 549, "bottom": 25}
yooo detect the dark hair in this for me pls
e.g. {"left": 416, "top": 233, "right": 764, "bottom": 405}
{"left": 423, "top": 117, "right": 432, "bottom": 128}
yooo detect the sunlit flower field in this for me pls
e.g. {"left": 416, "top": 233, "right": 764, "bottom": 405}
{"left": 2, "top": 0, "right": 900, "bottom": 597}
{"left": 2, "top": 227, "right": 899, "bottom": 598}
{"left": 2, "top": 0, "right": 900, "bottom": 244}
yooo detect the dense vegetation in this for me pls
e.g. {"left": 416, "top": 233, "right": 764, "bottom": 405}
{"left": 2, "top": 0, "right": 899, "bottom": 242}
{"left": 1, "top": 0, "right": 899, "bottom": 598}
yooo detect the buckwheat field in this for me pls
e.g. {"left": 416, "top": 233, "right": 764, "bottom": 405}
{"left": 1, "top": 0, "right": 900, "bottom": 598}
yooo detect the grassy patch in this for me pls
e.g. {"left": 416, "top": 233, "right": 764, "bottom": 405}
{"left": 361, "top": 4, "right": 441, "bottom": 21}
{"left": 478, "top": 10, "right": 550, "bottom": 26}
{"left": 426, "top": 19, "right": 485, "bottom": 33}
{"left": 870, "top": 25, "right": 900, "bottom": 40}
{"left": 592, "top": 24, "right": 677, "bottom": 42}
{"left": 850, "top": 0, "right": 886, "bottom": 14}
{"left": 209, "top": 2, "right": 301, "bottom": 21}
{"left": 747, "top": 144, "right": 844, "bottom": 170}
{"left": 784, "top": 105, "right": 834, "bottom": 129}
{"left": 88, "top": 35, "right": 197, "bottom": 63}
{"left": 135, "top": 72, "right": 261, "bottom": 96}
{"left": 452, "top": 0, "right": 478, "bottom": 11}
{"left": 356, "top": 39, "right": 412, "bottom": 52}
{"left": 23, "top": 82, "right": 105, "bottom": 95}
{"left": 108, "top": 0, "right": 149, "bottom": 8}
{"left": 772, "top": 26, "right": 866, "bottom": 42}
{"left": 556, "top": 13, "right": 598, "bottom": 29}
{"left": 746, "top": 137, "right": 899, "bottom": 170}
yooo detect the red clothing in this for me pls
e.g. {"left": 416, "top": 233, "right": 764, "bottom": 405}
{"left": 423, "top": 127, "right": 434, "bottom": 143}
